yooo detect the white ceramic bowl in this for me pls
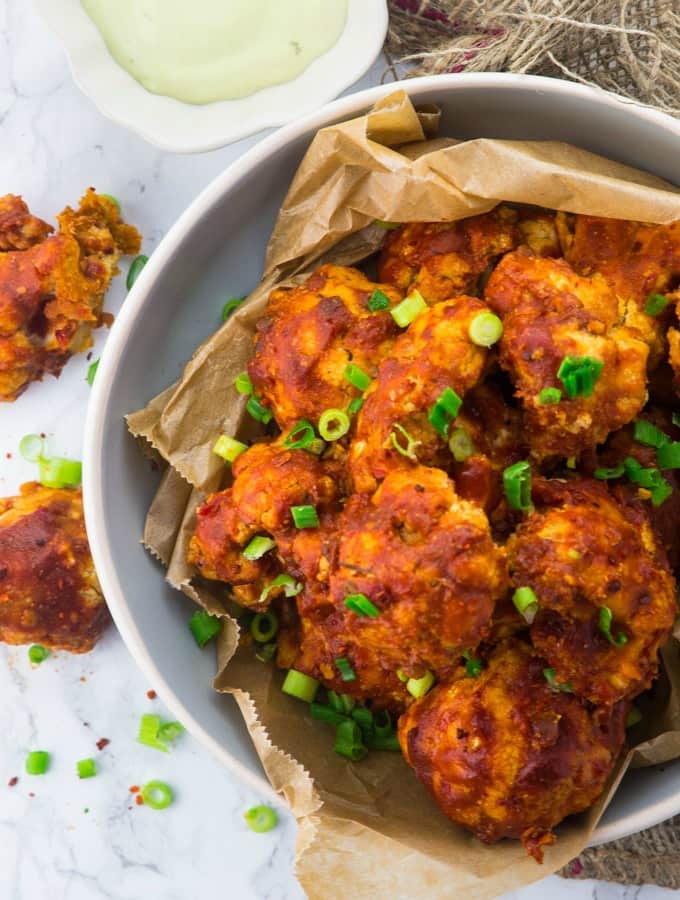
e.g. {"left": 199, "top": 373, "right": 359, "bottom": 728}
{"left": 32, "top": 0, "right": 388, "bottom": 152}
{"left": 84, "top": 73, "right": 680, "bottom": 841}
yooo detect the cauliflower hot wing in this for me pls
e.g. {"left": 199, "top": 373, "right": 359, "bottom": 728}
{"left": 508, "top": 478, "right": 677, "bottom": 705}
{"left": 398, "top": 639, "right": 627, "bottom": 862}
{"left": 0, "top": 483, "right": 108, "bottom": 652}
{"left": 484, "top": 251, "right": 649, "bottom": 460}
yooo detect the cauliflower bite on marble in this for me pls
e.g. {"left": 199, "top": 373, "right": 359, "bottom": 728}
{"left": 0, "top": 189, "right": 141, "bottom": 401}
{"left": 0, "top": 482, "right": 107, "bottom": 652}
{"left": 398, "top": 639, "right": 628, "bottom": 862}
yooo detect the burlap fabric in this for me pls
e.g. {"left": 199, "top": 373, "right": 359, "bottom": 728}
{"left": 383, "top": 0, "right": 680, "bottom": 886}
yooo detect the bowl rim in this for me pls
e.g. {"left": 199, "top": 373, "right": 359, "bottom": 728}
{"left": 84, "top": 70, "right": 680, "bottom": 843}
{"left": 32, "top": 0, "right": 389, "bottom": 153}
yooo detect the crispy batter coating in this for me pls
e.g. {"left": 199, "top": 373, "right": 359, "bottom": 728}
{"left": 398, "top": 639, "right": 627, "bottom": 861}
{"left": 377, "top": 206, "right": 518, "bottom": 302}
{"left": 0, "top": 195, "right": 53, "bottom": 251}
{"left": 349, "top": 295, "right": 490, "bottom": 493}
{"left": 0, "top": 189, "right": 141, "bottom": 401}
{"left": 0, "top": 482, "right": 107, "bottom": 652}
{"left": 515, "top": 208, "right": 561, "bottom": 257}
{"left": 187, "top": 440, "right": 343, "bottom": 608}
{"left": 508, "top": 478, "right": 677, "bottom": 705}
{"left": 484, "top": 251, "right": 649, "bottom": 460}
{"left": 248, "top": 264, "right": 403, "bottom": 429}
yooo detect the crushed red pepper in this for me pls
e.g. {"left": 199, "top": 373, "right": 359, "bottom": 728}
{"left": 7, "top": 776, "right": 18, "bottom": 787}
{"left": 146, "top": 690, "right": 156, "bottom": 700}
{"left": 95, "top": 737, "right": 110, "bottom": 751}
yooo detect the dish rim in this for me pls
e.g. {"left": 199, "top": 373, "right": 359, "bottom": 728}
{"left": 83, "top": 71, "right": 680, "bottom": 843}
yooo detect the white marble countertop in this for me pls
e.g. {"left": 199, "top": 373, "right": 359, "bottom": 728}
{"left": 0, "top": 2, "right": 677, "bottom": 898}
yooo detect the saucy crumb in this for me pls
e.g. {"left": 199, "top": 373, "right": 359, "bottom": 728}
{"left": 7, "top": 776, "right": 18, "bottom": 787}
{"left": 95, "top": 737, "right": 110, "bottom": 751}
{"left": 146, "top": 689, "right": 156, "bottom": 700}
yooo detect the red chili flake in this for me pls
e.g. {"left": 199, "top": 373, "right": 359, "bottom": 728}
{"left": 28, "top": 792, "right": 35, "bottom": 798}
{"left": 96, "top": 738, "right": 110, "bottom": 751}
{"left": 5, "top": 453, "right": 11, "bottom": 459}
{"left": 7, "top": 777, "right": 18, "bottom": 787}
{"left": 129, "top": 785, "right": 140, "bottom": 794}
{"left": 146, "top": 690, "right": 156, "bottom": 700}
{"left": 39, "top": 433, "right": 46, "bottom": 439}
{"left": 135, "top": 795, "right": 144, "bottom": 805}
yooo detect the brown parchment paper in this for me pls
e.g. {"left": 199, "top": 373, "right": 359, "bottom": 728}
{"left": 127, "top": 90, "right": 680, "bottom": 899}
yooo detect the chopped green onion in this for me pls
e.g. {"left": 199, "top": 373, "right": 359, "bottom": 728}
{"left": 318, "top": 408, "right": 350, "bottom": 442}
{"left": 246, "top": 395, "right": 273, "bottom": 425}
{"left": 334, "top": 720, "right": 367, "bottom": 761}
{"left": 250, "top": 612, "right": 279, "bottom": 644}
{"left": 503, "top": 460, "right": 532, "bottom": 511}
{"left": 366, "top": 733, "right": 401, "bottom": 752}
{"left": 19, "top": 433, "right": 45, "bottom": 463}
{"left": 86, "top": 359, "right": 99, "bottom": 386}
{"left": 448, "top": 427, "right": 475, "bottom": 462}
{"left": 594, "top": 464, "right": 625, "bottom": 480}
{"left": 244, "top": 804, "right": 277, "bottom": 832}
{"left": 141, "top": 780, "right": 173, "bottom": 810}
{"left": 189, "top": 610, "right": 223, "bottom": 647}
{"left": 351, "top": 706, "right": 374, "bottom": 738}
{"left": 634, "top": 420, "right": 669, "bottom": 448}
{"left": 26, "top": 751, "right": 50, "bottom": 775}
{"left": 367, "top": 290, "right": 391, "bottom": 311}
{"left": 255, "top": 642, "right": 277, "bottom": 663}
{"left": 624, "top": 457, "right": 672, "bottom": 506}
{"left": 538, "top": 387, "right": 562, "bottom": 405}
{"left": 396, "top": 669, "right": 408, "bottom": 683}
{"left": 468, "top": 311, "right": 503, "bottom": 347}
{"left": 100, "top": 193, "right": 121, "bottom": 213}
{"left": 348, "top": 397, "right": 365, "bottom": 415}
{"left": 390, "top": 422, "right": 419, "bottom": 461}
{"left": 391, "top": 290, "right": 427, "bottom": 327}
{"left": 567, "top": 549, "right": 581, "bottom": 560}
{"left": 222, "top": 296, "right": 246, "bottom": 321}
{"left": 259, "top": 574, "right": 302, "bottom": 604}
{"left": 343, "top": 363, "right": 372, "bottom": 392}
{"left": 557, "top": 355, "right": 604, "bottom": 399}
{"left": 157, "top": 722, "right": 184, "bottom": 743}
{"left": 291, "top": 505, "right": 319, "bottom": 529}
{"left": 566, "top": 456, "right": 577, "bottom": 470}
{"left": 282, "top": 669, "right": 319, "bottom": 702}
{"left": 310, "top": 703, "right": 349, "bottom": 725}
{"left": 626, "top": 706, "right": 642, "bottom": 728}
{"left": 308, "top": 438, "right": 326, "bottom": 455}
{"left": 234, "top": 372, "right": 253, "bottom": 395}
{"left": 28, "top": 644, "right": 49, "bottom": 665}
{"left": 126, "top": 254, "right": 149, "bottom": 290}
{"left": 242, "top": 536, "right": 276, "bottom": 561}
{"left": 428, "top": 386, "right": 462, "bottom": 438}
{"left": 374, "top": 220, "right": 401, "bottom": 230}
{"left": 644, "top": 293, "right": 669, "bottom": 316}
{"left": 344, "top": 593, "right": 379, "bottom": 618}
{"left": 283, "top": 420, "right": 316, "bottom": 450}
{"left": 543, "top": 667, "right": 573, "bottom": 692}
{"left": 512, "top": 586, "right": 539, "bottom": 624}
{"left": 39, "top": 457, "right": 82, "bottom": 489}
{"left": 212, "top": 434, "right": 247, "bottom": 463}
{"left": 76, "top": 757, "right": 97, "bottom": 779}
{"left": 373, "top": 710, "right": 393, "bottom": 739}
{"left": 328, "top": 691, "right": 355, "bottom": 715}
{"left": 657, "top": 441, "right": 680, "bottom": 469}
{"left": 137, "top": 714, "right": 169, "bottom": 752}
{"left": 335, "top": 657, "right": 357, "bottom": 682}
{"left": 462, "top": 651, "right": 483, "bottom": 678}
{"left": 406, "top": 670, "right": 434, "bottom": 699}
{"left": 598, "top": 606, "right": 628, "bottom": 647}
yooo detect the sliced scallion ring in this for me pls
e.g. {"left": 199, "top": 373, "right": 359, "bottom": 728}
{"left": 406, "top": 670, "right": 434, "bottom": 699}
{"left": 428, "top": 386, "right": 462, "bottom": 438}
{"left": 212, "top": 434, "right": 247, "bottom": 463}
{"left": 19, "top": 434, "right": 45, "bottom": 463}
{"left": 512, "top": 586, "right": 538, "bottom": 624}
{"left": 234, "top": 372, "right": 253, "bottom": 395}
{"left": 141, "top": 780, "right": 173, "bottom": 810}
{"left": 250, "top": 611, "right": 279, "bottom": 644}
{"left": 598, "top": 605, "right": 628, "bottom": 647}
{"left": 126, "top": 254, "right": 149, "bottom": 291}
{"left": 391, "top": 290, "right": 426, "bottom": 328}
{"left": 283, "top": 420, "right": 316, "bottom": 451}
{"left": 318, "top": 408, "right": 350, "bottom": 442}
{"left": 390, "top": 423, "right": 419, "bottom": 461}
{"left": 343, "top": 363, "right": 371, "bottom": 392}
{"left": 282, "top": 669, "right": 319, "bottom": 702}
{"left": 259, "top": 574, "right": 302, "bottom": 604}
{"left": 448, "top": 427, "right": 475, "bottom": 462}
{"left": 468, "top": 311, "right": 503, "bottom": 347}
{"left": 39, "top": 457, "right": 82, "bottom": 489}
{"left": 242, "top": 536, "right": 276, "bottom": 561}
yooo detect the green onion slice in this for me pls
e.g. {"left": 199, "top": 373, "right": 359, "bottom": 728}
{"left": 282, "top": 669, "right": 319, "bottom": 703}
{"left": 468, "top": 311, "right": 503, "bottom": 347}
{"left": 594, "top": 464, "right": 625, "bottom": 480}
{"left": 234, "top": 372, "right": 253, "bottom": 395}
{"left": 328, "top": 691, "right": 355, "bottom": 715}
{"left": 367, "top": 733, "right": 401, "bottom": 752}
{"left": 406, "top": 670, "right": 434, "bottom": 699}
{"left": 242, "top": 535, "right": 276, "bottom": 561}
{"left": 39, "top": 457, "right": 82, "bottom": 489}
{"left": 25, "top": 750, "right": 50, "bottom": 775}
{"left": 557, "top": 355, "right": 604, "bottom": 399}
{"left": 334, "top": 720, "right": 367, "bottom": 761}
{"left": 673, "top": 413, "right": 680, "bottom": 430}
{"left": 28, "top": 644, "right": 49, "bottom": 665}
{"left": 137, "top": 714, "right": 169, "bottom": 752}
{"left": 335, "top": 657, "right": 357, "bottom": 682}
{"left": 626, "top": 706, "right": 642, "bottom": 728}
{"left": 77, "top": 758, "right": 97, "bottom": 779}
{"left": 126, "top": 254, "right": 149, "bottom": 291}
{"left": 391, "top": 290, "right": 427, "bottom": 328}
{"left": 390, "top": 422, "right": 419, "bottom": 461}
{"left": 624, "top": 457, "right": 672, "bottom": 506}
{"left": 344, "top": 594, "right": 379, "bottom": 617}
{"left": 246, "top": 395, "right": 273, "bottom": 425}
{"left": 283, "top": 420, "right": 316, "bottom": 450}
{"left": 343, "top": 363, "right": 372, "bottom": 392}
{"left": 250, "top": 611, "right": 279, "bottom": 644}
{"left": 141, "top": 780, "right": 173, "bottom": 810}
{"left": 448, "top": 427, "right": 475, "bottom": 462}
{"left": 428, "top": 386, "right": 462, "bottom": 438}
{"left": 512, "top": 586, "right": 539, "bottom": 624}
{"left": 318, "top": 408, "right": 350, "bottom": 442}
{"left": 86, "top": 359, "right": 99, "bottom": 387}
{"left": 255, "top": 642, "right": 277, "bottom": 663}
{"left": 543, "top": 667, "right": 573, "bottom": 692}
{"left": 348, "top": 397, "right": 365, "bottom": 415}
{"left": 538, "top": 387, "right": 562, "bottom": 405}
{"left": 644, "top": 293, "right": 669, "bottom": 316}
{"left": 19, "top": 433, "right": 45, "bottom": 463}
{"left": 100, "top": 193, "right": 121, "bottom": 213}
{"left": 634, "top": 419, "right": 669, "bottom": 448}
{"left": 157, "top": 722, "right": 184, "bottom": 744}
{"left": 212, "top": 434, "right": 247, "bottom": 463}
{"left": 291, "top": 504, "right": 319, "bottom": 529}
{"left": 598, "top": 605, "right": 628, "bottom": 647}
{"left": 367, "top": 290, "right": 391, "bottom": 311}
{"left": 259, "top": 573, "right": 302, "bottom": 604}
{"left": 310, "top": 703, "right": 349, "bottom": 725}
{"left": 189, "top": 610, "right": 223, "bottom": 647}
{"left": 657, "top": 441, "right": 680, "bottom": 470}
{"left": 222, "top": 296, "right": 246, "bottom": 321}
{"left": 503, "top": 460, "right": 532, "bottom": 511}
{"left": 462, "top": 651, "right": 483, "bottom": 678}
{"left": 373, "top": 710, "right": 393, "bottom": 739}
{"left": 351, "top": 706, "right": 374, "bottom": 738}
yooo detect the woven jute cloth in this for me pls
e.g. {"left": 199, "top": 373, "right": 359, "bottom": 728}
{"left": 384, "top": 0, "right": 680, "bottom": 886}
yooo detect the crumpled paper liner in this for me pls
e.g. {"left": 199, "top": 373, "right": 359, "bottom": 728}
{"left": 127, "top": 90, "right": 680, "bottom": 898}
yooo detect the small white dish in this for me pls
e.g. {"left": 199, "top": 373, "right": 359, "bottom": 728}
{"left": 32, "top": 0, "right": 388, "bottom": 153}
